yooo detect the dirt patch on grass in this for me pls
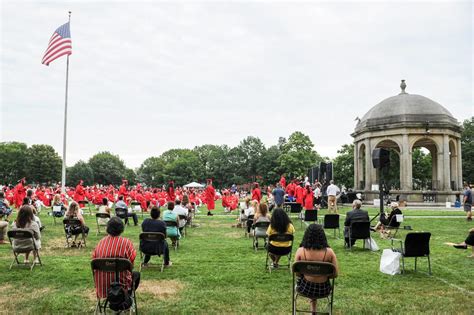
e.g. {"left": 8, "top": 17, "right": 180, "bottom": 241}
{"left": 42, "top": 237, "right": 89, "bottom": 256}
{"left": 224, "top": 231, "right": 243, "bottom": 239}
{"left": 0, "top": 284, "right": 14, "bottom": 305}
{"left": 139, "top": 279, "right": 186, "bottom": 300}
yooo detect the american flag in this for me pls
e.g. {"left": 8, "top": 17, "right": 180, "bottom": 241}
{"left": 42, "top": 22, "right": 72, "bottom": 66}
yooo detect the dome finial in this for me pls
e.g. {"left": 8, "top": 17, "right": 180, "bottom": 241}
{"left": 400, "top": 80, "right": 407, "bottom": 94}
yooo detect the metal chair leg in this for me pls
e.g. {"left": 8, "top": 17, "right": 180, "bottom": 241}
{"left": 415, "top": 257, "right": 417, "bottom": 271}
{"left": 428, "top": 255, "right": 432, "bottom": 275}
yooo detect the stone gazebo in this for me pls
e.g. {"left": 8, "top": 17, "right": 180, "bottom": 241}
{"left": 352, "top": 80, "right": 463, "bottom": 205}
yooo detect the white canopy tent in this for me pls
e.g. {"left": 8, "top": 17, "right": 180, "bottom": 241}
{"left": 184, "top": 182, "right": 205, "bottom": 188}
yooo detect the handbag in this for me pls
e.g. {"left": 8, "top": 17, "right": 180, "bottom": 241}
{"left": 380, "top": 249, "right": 401, "bottom": 275}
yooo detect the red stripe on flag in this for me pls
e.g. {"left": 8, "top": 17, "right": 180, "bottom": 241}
{"left": 43, "top": 49, "right": 72, "bottom": 66}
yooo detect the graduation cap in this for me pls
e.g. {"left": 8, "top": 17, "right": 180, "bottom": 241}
{"left": 206, "top": 178, "right": 213, "bottom": 184}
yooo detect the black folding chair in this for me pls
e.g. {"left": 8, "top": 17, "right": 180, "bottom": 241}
{"left": 139, "top": 232, "right": 166, "bottom": 272}
{"left": 323, "top": 214, "right": 340, "bottom": 238}
{"left": 78, "top": 200, "right": 92, "bottom": 216}
{"left": 178, "top": 215, "right": 187, "bottom": 238}
{"left": 385, "top": 214, "right": 404, "bottom": 239}
{"left": 392, "top": 232, "right": 432, "bottom": 275}
{"left": 252, "top": 221, "right": 270, "bottom": 251}
{"left": 51, "top": 205, "right": 65, "bottom": 225}
{"left": 164, "top": 220, "right": 180, "bottom": 251}
{"left": 91, "top": 258, "right": 138, "bottom": 314}
{"left": 115, "top": 208, "right": 129, "bottom": 226}
{"left": 95, "top": 213, "right": 111, "bottom": 235}
{"left": 292, "top": 261, "right": 336, "bottom": 315}
{"left": 347, "top": 221, "right": 371, "bottom": 250}
{"left": 7, "top": 229, "right": 43, "bottom": 271}
{"left": 63, "top": 218, "right": 87, "bottom": 248}
{"left": 300, "top": 210, "right": 318, "bottom": 228}
{"left": 245, "top": 214, "right": 255, "bottom": 237}
{"left": 265, "top": 233, "right": 294, "bottom": 273}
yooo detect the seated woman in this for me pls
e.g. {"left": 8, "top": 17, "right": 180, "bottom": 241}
{"left": 246, "top": 200, "right": 258, "bottom": 234}
{"left": 163, "top": 201, "right": 180, "bottom": 245}
{"left": 64, "top": 201, "right": 90, "bottom": 243}
{"left": 253, "top": 203, "right": 271, "bottom": 237}
{"left": 140, "top": 206, "right": 172, "bottom": 267}
{"left": 22, "top": 197, "right": 43, "bottom": 231}
{"left": 11, "top": 205, "right": 42, "bottom": 264}
{"left": 445, "top": 228, "right": 474, "bottom": 258}
{"left": 266, "top": 208, "right": 295, "bottom": 268}
{"left": 51, "top": 194, "right": 66, "bottom": 217}
{"left": 374, "top": 202, "right": 402, "bottom": 237}
{"left": 97, "top": 197, "right": 112, "bottom": 225}
{"left": 294, "top": 224, "right": 339, "bottom": 313}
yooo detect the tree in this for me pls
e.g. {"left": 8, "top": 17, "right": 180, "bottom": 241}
{"left": 461, "top": 117, "right": 474, "bottom": 184}
{"left": 333, "top": 144, "right": 354, "bottom": 188}
{"left": 0, "top": 142, "right": 28, "bottom": 185}
{"left": 67, "top": 161, "right": 94, "bottom": 186}
{"left": 258, "top": 145, "right": 282, "bottom": 185}
{"left": 124, "top": 168, "right": 138, "bottom": 186}
{"left": 193, "top": 145, "right": 232, "bottom": 187}
{"left": 88, "top": 152, "right": 127, "bottom": 185}
{"left": 25, "top": 144, "right": 62, "bottom": 184}
{"left": 236, "top": 136, "right": 266, "bottom": 182}
{"left": 137, "top": 157, "right": 166, "bottom": 187}
{"left": 278, "top": 131, "right": 322, "bottom": 178}
{"left": 162, "top": 149, "right": 203, "bottom": 186}
{"left": 412, "top": 148, "right": 432, "bottom": 190}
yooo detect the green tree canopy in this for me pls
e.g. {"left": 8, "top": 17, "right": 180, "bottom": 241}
{"left": 88, "top": 152, "right": 127, "bottom": 185}
{"left": 333, "top": 144, "right": 354, "bottom": 188}
{"left": 137, "top": 157, "right": 166, "bottom": 187}
{"left": 278, "top": 131, "right": 322, "bottom": 178}
{"left": 25, "top": 144, "right": 62, "bottom": 184}
{"left": 67, "top": 161, "right": 94, "bottom": 186}
{"left": 461, "top": 117, "right": 474, "bottom": 184}
{"left": 0, "top": 142, "right": 28, "bottom": 185}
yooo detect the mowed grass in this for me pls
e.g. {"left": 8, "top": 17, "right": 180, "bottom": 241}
{"left": 0, "top": 202, "right": 473, "bottom": 314}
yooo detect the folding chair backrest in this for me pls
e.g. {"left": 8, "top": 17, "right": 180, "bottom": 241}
{"left": 139, "top": 232, "right": 165, "bottom": 242}
{"left": 292, "top": 261, "right": 336, "bottom": 279}
{"left": 165, "top": 220, "right": 178, "bottom": 228}
{"left": 304, "top": 210, "right": 318, "bottom": 222}
{"left": 131, "top": 202, "right": 141, "bottom": 207}
{"left": 350, "top": 221, "right": 370, "bottom": 239}
{"left": 290, "top": 203, "right": 302, "bottom": 213}
{"left": 7, "top": 229, "right": 34, "bottom": 240}
{"left": 254, "top": 221, "right": 270, "bottom": 229}
{"left": 115, "top": 208, "right": 128, "bottom": 218}
{"left": 404, "top": 232, "right": 431, "bottom": 257}
{"left": 323, "top": 214, "right": 340, "bottom": 228}
{"left": 96, "top": 213, "right": 111, "bottom": 219}
{"left": 396, "top": 214, "right": 404, "bottom": 222}
{"left": 63, "top": 218, "right": 82, "bottom": 227}
{"left": 269, "top": 233, "right": 294, "bottom": 243}
{"left": 91, "top": 258, "right": 132, "bottom": 281}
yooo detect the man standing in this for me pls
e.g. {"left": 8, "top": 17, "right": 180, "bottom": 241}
{"left": 344, "top": 200, "right": 369, "bottom": 247}
{"left": 204, "top": 179, "right": 216, "bottom": 216}
{"left": 326, "top": 180, "right": 340, "bottom": 213}
{"left": 272, "top": 183, "right": 285, "bottom": 208}
{"left": 463, "top": 182, "right": 472, "bottom": 222}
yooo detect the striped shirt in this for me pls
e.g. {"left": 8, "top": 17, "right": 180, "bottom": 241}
{"left": 92, "top": 235, "right": 136, "bottom": 298}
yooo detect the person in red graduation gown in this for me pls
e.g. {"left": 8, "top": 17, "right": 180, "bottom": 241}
{"left": 167, "top": 181, "right": 176, "bottom": 202}
{"left": 295, "top": 182, "right": 304, "bottom": 206}
{"left": 303, "top": 183, "right": 314, "bottom": 210}
{"left": 14, "top": 178, "right": 26, "bottom": 208}
{"left": 251, "top": 182, "right": 262, "bottom": 202}
{"left": 279, "top": 175, "right": 287, "bottom": 189}
{"left": 204, "top": 179, "right": 216, "bottom": 216}
{"left": 74, "top": 180, "right": 85, "bottom": 202}
{"left": 119, "top": 179, "right": 129, "bottom": 203}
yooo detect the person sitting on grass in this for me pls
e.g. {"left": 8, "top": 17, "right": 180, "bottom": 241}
{"left": 140, "top": 206, "right": 172, "bottom": 267}
{"left": 163, "top": 201, "right": 180, "bottom": 246}
{"left": 445, "top": 228, "right": 474, "bottom": 258}
{"left": 266, "top": 208, "right": 295, "bottom": 268}
{"left": 97, "top": 197, "right": 112, "bottom": 226}
{"left": 92, "top": 217, "right": 140, "bottom": 299}
{"left": 11, "top": 205, "right": 41, "bottom": 264}
{"left": 64, "top": 201, "right": 90, "bottom": 245}
{"left": 294, "top": 224, "right": 339, "bottom": 314}
{"left": 373, "top": 202, "right": 402, "bottom": 238}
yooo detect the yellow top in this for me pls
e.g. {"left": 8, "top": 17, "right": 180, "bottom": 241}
{"left": 266, "top": 223, "right": 295, "bottom": 247}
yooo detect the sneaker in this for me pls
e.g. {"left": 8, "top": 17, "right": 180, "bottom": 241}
{"left": 164, "top": 261, "right": 173, "bottom": 268}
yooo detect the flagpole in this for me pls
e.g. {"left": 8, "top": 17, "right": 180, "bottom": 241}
{"left": 61, "top": 10, "right": 71, "bottom": 195}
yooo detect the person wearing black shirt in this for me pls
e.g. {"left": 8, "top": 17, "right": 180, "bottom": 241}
{"left": 140, "top": 206, "right": 171, "bottom": 267}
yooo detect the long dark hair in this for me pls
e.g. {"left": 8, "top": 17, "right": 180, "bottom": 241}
{"left": 270, "top": 208, "right": 291, "bottom": 234}
{"left": 300, "top": 224, "right": 329, "bottom": 250}
{"left": 16, "top": 205, "right": 34, "bottom": 228}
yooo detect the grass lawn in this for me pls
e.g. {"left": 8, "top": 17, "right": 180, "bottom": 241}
{"left": 0, "top": 202, "right": 473, "bottom": 314}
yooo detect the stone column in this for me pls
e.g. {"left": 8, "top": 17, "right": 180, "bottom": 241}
{"left": 443, "top": 135, "right": 451, "bottom": 191}
{"left": 457, "top": 138, "right": 463, "bottom": 188}
{"left": 354, "top": 142, "right": 358, "bottom": 189}
{"left": 370, "top": 139, "right": 378, "bottom": 187}
{"left": 364, "top": 139, "right": 372, "bottom": 191}
{"left": 400, "top": 134, "right": 412, "bottom": 190}
{"left": 450, "top": 141, "right": 457, "bottom": 190}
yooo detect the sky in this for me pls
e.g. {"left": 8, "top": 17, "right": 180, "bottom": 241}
{"left": 1, "top": 0, "right": 473, "bottom": 169}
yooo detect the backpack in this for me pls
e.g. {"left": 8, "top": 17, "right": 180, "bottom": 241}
{"left": 106, "top": 282, "right": 133, "bottom": 311}
{"left": 0, "top": 200, "right": 8, "bottom": 216}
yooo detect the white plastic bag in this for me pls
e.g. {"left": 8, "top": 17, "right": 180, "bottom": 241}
{"left": 364, "top": 237, "right": 379, "bottom": 251}
{"left": 380, "top": 249, "right": 401, "bottom": 275}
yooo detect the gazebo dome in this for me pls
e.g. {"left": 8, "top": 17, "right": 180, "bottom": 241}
{"left": 353, "top": 80, "right": 460, "bottom": 135}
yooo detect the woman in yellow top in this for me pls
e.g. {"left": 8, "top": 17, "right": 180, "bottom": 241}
{"left": 266, "top": 208, "right": 295, "bottom": 268}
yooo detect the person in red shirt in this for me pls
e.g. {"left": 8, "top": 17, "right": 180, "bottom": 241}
{"left": 92, "top": 217, "right": 140, "bottom": 299}
{"left": 295, "top": 183, "right": 304, "bottom": 206}
{"left": 303, "top": 183, "right": 314, "bottom": 210}
{"left": 204, "top": 179, "right": 216, "bottom": 216}
{"left": 286, "top": 181, "right": 296, "bottom": 202}
{"left": 279, "top": 175, "right": 287, "bottom": 189}
{"left": 74, "top": 180, "right": 85, "bottom": 202}
{"left": 252, "top": 183, "right": 262, "bottom": 202}
{"left": 14, "top": 178, "right": 26, "bottom": 208}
